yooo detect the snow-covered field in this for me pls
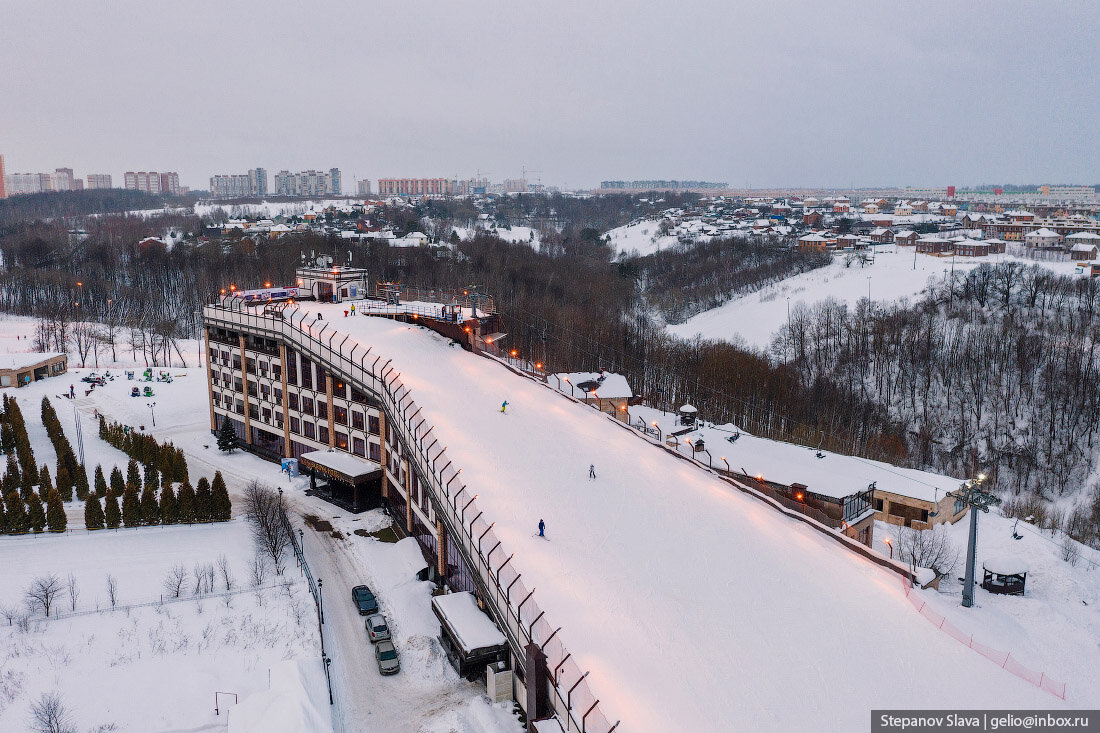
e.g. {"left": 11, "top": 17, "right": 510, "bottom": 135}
{"left": 667, "top": 246, "right": 1084, "bottom": 350}
{"left": 450, "top": 225, "right": 540, "bottom": 248}
{"left": 194, "top": 199, "right": 361, "bottom": 220}
{"left": 0, "top": 521, "right": 322, "bottom": 732}
{"left": 604, "top": 219, "right": 680, "bottom": 257}
{"left": 297, "top": 304, "right": 1093, "bottom": 732}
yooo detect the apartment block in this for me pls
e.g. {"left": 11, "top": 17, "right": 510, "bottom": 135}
{"left": 273, "top": 169, "right": 341, "bottom": 197}
{"left": 86, "top": 173, "right": 113, "bottom": 189}
{"left": 376, "top": 178, "right": 455, "bottom": 196}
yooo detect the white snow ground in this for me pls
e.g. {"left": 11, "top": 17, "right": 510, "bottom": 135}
{"left": 603, "top": 220, "right": 680, "bottom": 257}
{"left": 450, "top": 225, "right": 540, "bottom": 248}
{"left": 667, "top": 246, "right": 1084, "bottom": 350}
{"left": 0, "top": 521, "right": 321, "bottom": 732}
{"left": 295, "top": 304, "right": 1092, "bottom": 732}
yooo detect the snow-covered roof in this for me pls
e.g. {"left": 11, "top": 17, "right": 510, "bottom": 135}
{"left": 679, "top": 404, "right": 697, "bottom": 413}
{"left": 549, "top": 372, "right": 632, "bottom": 399}
{"left": 1027, "top": 228, "right": 1060, "bottom": 238}
{"left": 432, "top": 591, "right": 507, "bottom": 654}
{"left": 983, "top": 557, "right": 1030, "bottom": 576}
{"left": 1066, "top": 232, "right": 1100, "bottom": 241}
{"left": 1070, "top": 243, "right": 1097, "bottom": 252}
{"left": 299, "top": 450, "right": 380, "bottom": 480}
{"left": 0, "top": 352, "right": 64, "bottom": 371}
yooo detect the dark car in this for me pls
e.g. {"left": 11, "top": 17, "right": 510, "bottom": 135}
{"left": 351, "top": 585, "right": 378, "bottom": 615}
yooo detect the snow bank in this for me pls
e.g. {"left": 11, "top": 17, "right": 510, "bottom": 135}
{"left": 229, "top": 659, "right": 333, "bottom": 733}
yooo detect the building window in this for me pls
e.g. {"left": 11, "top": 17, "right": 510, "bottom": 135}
{"left": 233, "top": 379, "right": 243, "bottom": 393}
{"left": 319, "top": 425, "right": 329, "bottom": 444}
{"left": 352, "top": 437, "right": 365, "bottom": 456}
{"left": 274, "top": 387, "right": 282, "bottom": 402}
{"left": 351, "top": 386, "right": 369, "bottom": 403}
{"left": 369, "top": 442, "right": 380, "bottom": 461}
{"left": 351, "top": 411, "right": 364, "bottom": 430}
{"left": 334, "top": 406, "right": 347, "bottom": 425}
{"left": 303, "top": 421, "right": 315, "bottom": 439}
{"left": 290, "top": 417, "right": 300, "bottom": 434}
{"left": 333, "top": 381, "right": 347, "bottom": 400}
{"left": 335, "top": 431, "right": 348, "bottom": 450}
{"left": 288, "top": 393, "right": 299, "bottom": 411}
{"left": 368, "top": 415, "right": 380, "bottom": 435}
{"left": 318, "top": 402, "right": 328, "bottom": 419}
{"left": 300, "top": 357, "right": 313, "bottom": 388}
{"left": 302, "top": 397, "right": 314, "bottom": 415}
{"left": 954, "top": 498, "right": 966, "bottom": 516}
{"left": 286, "top": 352, "right": 297, "bottom": 385}
{"left": 316, "top": 367, "right": 326, "bottom": 392}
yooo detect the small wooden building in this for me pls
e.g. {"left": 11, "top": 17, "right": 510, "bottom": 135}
{"left": 432, "top": 591, "right": 509, "bottom": 679}
{"left": 955, "top": 241, "right": 991, "bottom": 257}
{"left": 0, "top": 353, "right": 67, "bottom": 388}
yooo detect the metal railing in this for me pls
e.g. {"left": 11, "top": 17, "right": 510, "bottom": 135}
{"left": 204, "top": 301, "right": 614, "bottom": 732}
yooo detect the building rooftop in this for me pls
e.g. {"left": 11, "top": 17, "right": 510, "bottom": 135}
{"left": 0, "top": 352, "right": 64, "bottom": 371}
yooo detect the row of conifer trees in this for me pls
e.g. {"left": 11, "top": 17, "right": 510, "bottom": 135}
{"left": 82, "top": 463, "right": 231, "bottom": 529}
{"left": 1, "top": 395, "right": 69, "bottom": 533}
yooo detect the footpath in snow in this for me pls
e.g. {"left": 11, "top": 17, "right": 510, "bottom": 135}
{"left": 297, "top": 305, "right": 1078, "bottom": 732}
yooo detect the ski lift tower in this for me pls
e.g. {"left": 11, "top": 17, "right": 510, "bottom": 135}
{"left": 947, "top": 473, "right": 1001, "bottom": 608}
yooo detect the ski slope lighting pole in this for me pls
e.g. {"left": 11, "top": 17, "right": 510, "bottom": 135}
{"left": 147, "top": 402, "right": 156, "bottom": 427}
{"left": 947, "top": 474, "right": 1001, "bottom": 608}
{"left": 317, "top": 578, "right": 324, "bottom": 624}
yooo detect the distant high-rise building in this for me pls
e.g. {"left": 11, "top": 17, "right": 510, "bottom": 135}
{"left": 357, "top": 179, "right": 372, "bottom": 196}
{"left": 86, "top": 173, "right": 113, "bottom": 189}
{"left": 376, "top": 178, "right": 455, "bottom": 196}
{"left": 0, "top": 154, "right": 6, "bottom": 199}
{"left": 125, "top": 171, "right": 179, "bottom": 194}
{"left": 249, "top": 167, "right": 267, "bottom": 197}
{"left": 51, "top": 168, "right": 76, "bottom": 191}
{"left": 272, "top": 169, "right": 342, "bottom": 197}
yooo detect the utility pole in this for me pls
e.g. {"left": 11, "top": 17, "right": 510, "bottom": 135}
{"left": 948, "top": 474, "right": 1001, "bottom": 608}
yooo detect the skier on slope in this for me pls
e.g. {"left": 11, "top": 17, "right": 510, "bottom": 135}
{"left": 500, "top": 400, "right": 509, "bottom": 414}
{"left": 589, "top": 464, "right": 596, "bottom": 479}
{"left": 538, "top": 519, "right": 545, "bottom": 537}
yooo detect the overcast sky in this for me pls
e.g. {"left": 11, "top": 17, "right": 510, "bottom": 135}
{"left": 2, "top": 0, "right": 1098, "bottom": 190}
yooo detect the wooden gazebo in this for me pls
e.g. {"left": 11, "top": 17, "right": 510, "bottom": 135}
{"left": 981, "top": 557, "right": 1029, "bottom": 596}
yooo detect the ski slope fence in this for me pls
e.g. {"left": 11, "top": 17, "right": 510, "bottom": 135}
{"left": 204, "top": 301, "right": 618, "bottom": 733}
{"left": 900, "top": 575, "right": 1066, "bottom": 700}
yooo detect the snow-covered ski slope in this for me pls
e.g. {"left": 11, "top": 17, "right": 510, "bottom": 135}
{"left": 297, "top": 306, "right": 1072, "bottom": 731}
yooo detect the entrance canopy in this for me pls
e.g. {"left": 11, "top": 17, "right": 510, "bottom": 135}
{"left": 299, "top": 450, "right": 381, "bottom": 483}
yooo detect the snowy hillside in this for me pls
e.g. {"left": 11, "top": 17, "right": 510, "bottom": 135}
{"left": 295, "top": 305, "right": 1086, "bottom": 732}
{"left": 667, "top": 246, "right": 1083, "bottom": 350}
{"left": 194, "top": 199, "right": 360, "bottom": 220}
{"left": 450, "top": 224, "right": 540, "bottom": 247}
{"left": 604, "top": 219, "right": 681, "bottom": 256}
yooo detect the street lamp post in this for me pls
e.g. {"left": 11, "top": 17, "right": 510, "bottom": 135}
{"left": 948, "top": 474, "right": 1001, "bottom": 608}
{"left": 146, "top": 402, "right": 156, "bottom": 427}
{"left": 317, "top": 578, "right": 324, "bottom": 624}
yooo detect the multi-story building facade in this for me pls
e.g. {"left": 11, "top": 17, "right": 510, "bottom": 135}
{"left": 376, "top": 178, "right": 455, "bottom": 197}
{"left": 210, "top": 168, "right": 267, "bottom": 198}
{"left": 357, "top": 179, "right": 372, "bottom": 196}
{"left": 160, "top": 172, "right": 181, "bottom": 195}
{"left": 86, "top": 173, "right": 113, "bottom": 189}
{"left": 273, "top": 169, "right": 341, "bottom": 197}
{"left": 4, "top": 172, "right": 53, "bottom": 195}
{"left": 0, "top": 154, "right": 6, "bottom": 199}
{"left": 123, "top": 171, "right": 180, "bottom": 195}
{"left": 51, "top": 168, "right": 75, "bottom": 191}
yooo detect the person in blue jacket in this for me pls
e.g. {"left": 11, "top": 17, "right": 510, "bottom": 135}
{"left": 538, "top": 519, "right": 545, "bottom": 537}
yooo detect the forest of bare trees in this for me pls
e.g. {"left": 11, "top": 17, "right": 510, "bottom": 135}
{"left": 773, "top": 262, "right": 1100, "bottom": 541}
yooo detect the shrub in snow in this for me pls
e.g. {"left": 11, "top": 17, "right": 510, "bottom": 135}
{"left": 84, "top": 495, "right": 105, "bottom": 530}
{"left": 28, "top": 691, "right": 75, "bottom": 733}
{"left": 45, "top": 489, "right": 66, "bottom": 532}
{"left": 109, "top": 466, "right": 125, "bottom": 497}
{"left": 897, "top": 525, "right": 959, "bottom": 576}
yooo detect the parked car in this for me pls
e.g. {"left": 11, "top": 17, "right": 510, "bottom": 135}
{"left": 365, "top": 613, "right": 390, "bottom": 644}
{"left": 351, "top": 585, "right": 378, "bottom": 615}
{"left": 374, "top": 640, "right": 399, "bottom": 675}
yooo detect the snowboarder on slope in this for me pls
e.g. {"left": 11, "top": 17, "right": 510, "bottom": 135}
{"left": 538, "top": 519, "right": 545, "bottom": 537}
{"left": 500, "top": 400, "right": 509, "bottom": 414}
{"left": 589, "top": 464, "right": 596, "bottom": 479}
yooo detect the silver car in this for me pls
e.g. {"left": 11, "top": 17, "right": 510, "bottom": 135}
{"left": 375, "top": 640, "right": 399, "bottom": 675}
{"left": 365, "top": 613, "right": 390, "bottom": 644}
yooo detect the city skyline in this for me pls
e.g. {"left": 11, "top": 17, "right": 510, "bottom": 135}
{"left": 2, "top": 1, "right": 1098, "bottom": 190}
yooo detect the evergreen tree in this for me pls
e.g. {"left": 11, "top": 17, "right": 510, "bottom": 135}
{"left": 216, "top": 418, "right": 239, "bottom": 453}
{"left": 104, "top": 491, "right": 121, "bottom": 529}
{"left": 46, "top": 489, "right": 66, "bottom": 532}
{"left": 0, "top": 494, "right": 6, "bottom": 533}
{"left": 143, "top": 466, "right": 160, "bottom": 494}
{"left": 5, "top": 492, "right": 28, "bottom": 534}
{"left": 194, "top": 477, "right": 212, "bottom": 522}
{"left": 121, "top": 487, "right": 141, "bottom": 528}
{"left": 140, "top": 483, "right": 160, "bottom": 526}
{"left": 27, "top": 491, "right": 45, "bottom": 532}
{"left": 210, "top": 471, "right": 232, "bottom": 521}
{"left": 109, "top": 466, "right": 125, "bottom": 497}
{"left": 84, "top": 494, "right": 105, "bottom": 530}
{"left": 0, "top": 420, "right": 14, "bottom": 454}
{"left": 2, "top": 455, "right": 19, "bottom": 496}
{"left": 38, "top": 465, "right": 53, "bottom": 497}
{"left": 55, "top": 463, "right": 72, "bottom": 502}
{"left": 74, "top": 463, "right": 89, "bottom": 501}
{"left": 20, "top": 455, "right": 36, "bottom": 496}
{"left": 126, "top": 459, "right": 141, "bottom": 491}
{"left": 160, "top": 484, "right": 179, "bottom": 525}
{"left": 177, "top": 481, "right": 195, "bottom": 524}
{"left": 94, "top": 465, "right": 108, "bottom": 498}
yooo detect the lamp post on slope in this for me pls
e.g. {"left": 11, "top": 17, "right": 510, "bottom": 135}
{"left": 948, "top": 473, "right": 1001, "bottom": 608}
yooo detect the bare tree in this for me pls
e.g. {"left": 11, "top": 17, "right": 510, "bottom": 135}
{"left": 66, "top": 573, "right": 79, "bottom": 612}
{"left": 1062, "top": 536, "right": 1082, "bottom": 566}
{"left": 242, "top": 480, "right": 291, "bottom": 574}
{"left": 217, "top": 553, "right": 234, "bottom": 591}
{"left": 26, "top": 575, "right": 63, "bottom": 617}
{"left": 0, "top": 605, "right": 17, "bottom": 626}
{"left": 28, "top": 691, "right": 75, "bottom": 733}
{"left": 249, "top": 555, "right": 268, "bottom": 588}
{"left": 70, "top": 321, "right": 99, "bottom": 369}
{"left": 896, "top": 526, "right": 960, "bottom": 577}
{"left": 105, "top": 573, "right": 118, "bottom": 609}
{"left": 163, "top": 564, "right": 188, "bottom": 598}
{"left": 192, "top": 562, "right": 215, "bottom": 596}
